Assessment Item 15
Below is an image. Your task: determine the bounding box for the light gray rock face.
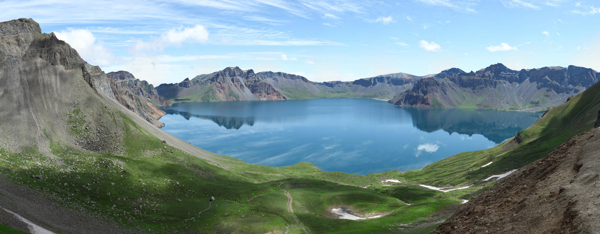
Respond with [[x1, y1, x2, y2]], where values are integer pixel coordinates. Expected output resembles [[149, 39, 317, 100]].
[[392, 63, 599, 111], [0, 18, 122, 154]]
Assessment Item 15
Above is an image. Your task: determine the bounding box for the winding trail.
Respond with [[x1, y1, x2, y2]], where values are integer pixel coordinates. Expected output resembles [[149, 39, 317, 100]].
[[284, 190, 311, 234]]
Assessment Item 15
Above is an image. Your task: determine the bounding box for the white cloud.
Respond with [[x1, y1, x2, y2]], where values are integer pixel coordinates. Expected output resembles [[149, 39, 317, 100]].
[[542, 31, 550, 37], [162, 25, 209, 44], [323, 13, 340, 19], [281, 54, 288, 60], [417, 143, 440, 152], [306, 60, 314, 64], [419, 40, 441, 52], [501, 0, 540, 10], [415, 0, 477, 12], [415, 143, 440, 157], [406, 15, 413, 21], [486, 43, 518, 52], [416, 0, 455, 8], [375, 16, 395, 24], [395, 42, 409, 47], [572, 3, 600, 15], [54, 29, 116, 66], [131, 25, 208, 53]]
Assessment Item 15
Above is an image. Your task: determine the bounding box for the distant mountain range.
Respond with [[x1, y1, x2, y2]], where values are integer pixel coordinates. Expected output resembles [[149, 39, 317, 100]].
[[156, 63, 598, 111], [390, 63, 599, 111], [155, 66, 419, 102]]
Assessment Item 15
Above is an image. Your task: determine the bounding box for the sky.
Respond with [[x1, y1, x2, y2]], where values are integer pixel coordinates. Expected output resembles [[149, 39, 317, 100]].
[[2, 0, 599, 85]]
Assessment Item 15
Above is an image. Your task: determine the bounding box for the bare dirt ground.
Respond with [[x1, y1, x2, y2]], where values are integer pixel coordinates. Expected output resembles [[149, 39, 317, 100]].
[[432, 127, 600, 234], [0, 174, 137, 234]]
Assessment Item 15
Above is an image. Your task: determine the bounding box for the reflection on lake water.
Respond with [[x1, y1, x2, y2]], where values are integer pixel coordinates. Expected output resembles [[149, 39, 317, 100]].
[[160, 99, 541, 174]]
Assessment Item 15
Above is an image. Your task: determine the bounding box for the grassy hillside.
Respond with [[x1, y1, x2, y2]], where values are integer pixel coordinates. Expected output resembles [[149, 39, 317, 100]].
[[402, 79, 600, 186], [280, 87, 393, 100], [0, 107, 470, 233]]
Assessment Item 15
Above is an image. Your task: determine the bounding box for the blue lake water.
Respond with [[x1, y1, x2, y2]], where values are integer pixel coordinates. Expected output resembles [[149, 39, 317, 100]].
[[160, 98, 542, 175]]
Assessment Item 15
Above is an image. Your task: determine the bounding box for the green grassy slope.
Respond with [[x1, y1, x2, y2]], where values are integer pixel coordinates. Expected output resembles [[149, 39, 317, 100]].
[[402, 79, 600, 186], [0, 224, 27, 234], [0, 110, 466, 233], [280, 87, 392, 100]]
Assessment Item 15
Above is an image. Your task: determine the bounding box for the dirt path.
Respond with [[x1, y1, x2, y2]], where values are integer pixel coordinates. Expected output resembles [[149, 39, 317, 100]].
[[284, 190, 311, 234]]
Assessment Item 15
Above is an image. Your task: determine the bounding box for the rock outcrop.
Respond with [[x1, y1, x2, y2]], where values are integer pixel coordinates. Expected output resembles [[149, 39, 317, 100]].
[[0, 18, 123, 154], [432, 127, 600, 233], [157, 68, 420, 102], [107, 71, 171, 127], [156, 67, 288, 102], [391, 63, 598, 111]]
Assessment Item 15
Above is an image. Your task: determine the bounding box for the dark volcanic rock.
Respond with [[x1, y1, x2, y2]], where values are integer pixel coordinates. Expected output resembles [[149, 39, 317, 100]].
[[392, 62, 599, 110], [107, 71, 172, 127], [595, 110, 600, 128], [432, 128, 600, 233]]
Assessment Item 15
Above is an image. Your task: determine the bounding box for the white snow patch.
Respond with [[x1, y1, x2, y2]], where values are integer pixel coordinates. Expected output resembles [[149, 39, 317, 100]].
[[461, 199, 469, 204], [383, 179, 401, 183], [0, 207, 56, 234], [481, 161, 493, 167], [419, 184, 472, 193], [330, 208, 383, 220], [484, 169, 517, 181]]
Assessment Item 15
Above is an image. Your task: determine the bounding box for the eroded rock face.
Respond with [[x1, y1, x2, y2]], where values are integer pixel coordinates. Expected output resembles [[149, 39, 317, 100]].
[[392, 63, 599, 111], [156, 66, 287, 102], [432, 128, 600, 233], [0, 18, 123, 154], [595, 110, 600, 128], [107, 71, 172, 127]]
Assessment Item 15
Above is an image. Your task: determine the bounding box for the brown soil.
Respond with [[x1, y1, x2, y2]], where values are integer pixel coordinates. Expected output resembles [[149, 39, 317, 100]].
[[431, 128, 600, 233]]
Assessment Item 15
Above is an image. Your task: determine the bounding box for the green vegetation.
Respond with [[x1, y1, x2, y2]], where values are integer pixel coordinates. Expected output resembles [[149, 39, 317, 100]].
[[402, 79, 600, 186], [0, 111, 472, 233], [0, 224, 27, 234], [280, 87, 392, 100], [66, 108, 88, 136]]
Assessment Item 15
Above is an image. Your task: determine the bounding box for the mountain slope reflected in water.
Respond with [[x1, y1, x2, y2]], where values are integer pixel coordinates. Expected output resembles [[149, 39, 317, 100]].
[[165, 109, 255, 130], [405, 108, 542, 144], [160, 99, 542, 174], [164, 101, 541, 143]]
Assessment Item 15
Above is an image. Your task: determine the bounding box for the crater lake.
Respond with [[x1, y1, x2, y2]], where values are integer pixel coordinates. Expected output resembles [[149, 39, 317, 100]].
[[160, 98, 542, 175]]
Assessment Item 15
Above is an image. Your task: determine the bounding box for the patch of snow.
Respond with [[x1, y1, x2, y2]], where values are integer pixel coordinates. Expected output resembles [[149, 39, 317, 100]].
[[0, 207, 56, 234], [484, 169, 517, 181], [419, 184, 472, 193], [330, 208, 383, 220], [382, 179, 401, 183], [461, 199, 469, 204], [481, 161, 493, 168]]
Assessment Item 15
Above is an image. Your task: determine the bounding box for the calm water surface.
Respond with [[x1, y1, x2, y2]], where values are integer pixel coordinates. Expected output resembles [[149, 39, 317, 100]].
[[160, 98, 542, 175]]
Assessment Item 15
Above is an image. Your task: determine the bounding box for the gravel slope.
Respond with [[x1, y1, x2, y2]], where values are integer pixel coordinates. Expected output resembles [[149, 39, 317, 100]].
[[431, 127, 600, 233]]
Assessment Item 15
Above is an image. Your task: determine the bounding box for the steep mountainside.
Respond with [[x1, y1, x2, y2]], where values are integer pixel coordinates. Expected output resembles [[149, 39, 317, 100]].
[[391, 63, 598, 111], [432, 126, 600, 233], [107, 71, 172, 127], [1, 18, 470, 234], [156, 67, 287, 102], [156, 67, 420, 102]]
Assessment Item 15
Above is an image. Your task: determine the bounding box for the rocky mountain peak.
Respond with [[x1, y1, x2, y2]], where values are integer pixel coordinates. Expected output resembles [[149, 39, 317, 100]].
[[107, 71, 136, 81], [0, 18, 41, 37], [435, 67, 466, 78]]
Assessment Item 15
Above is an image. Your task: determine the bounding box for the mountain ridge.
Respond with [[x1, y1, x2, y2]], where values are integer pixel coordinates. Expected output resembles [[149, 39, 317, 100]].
[[156, 66, 420, 102], [391, 63, 598, 111], [107, 70, 172, 127]]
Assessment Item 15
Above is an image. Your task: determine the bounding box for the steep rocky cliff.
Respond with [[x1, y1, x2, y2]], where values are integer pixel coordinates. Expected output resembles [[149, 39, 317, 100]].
[[0, 18, 124, 154], [157, 67, 419, 102], [107, 71, 171, 127], [391, 63, 597, 111], [432, 126, 600, 233], [156, 67, 287, 102]]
